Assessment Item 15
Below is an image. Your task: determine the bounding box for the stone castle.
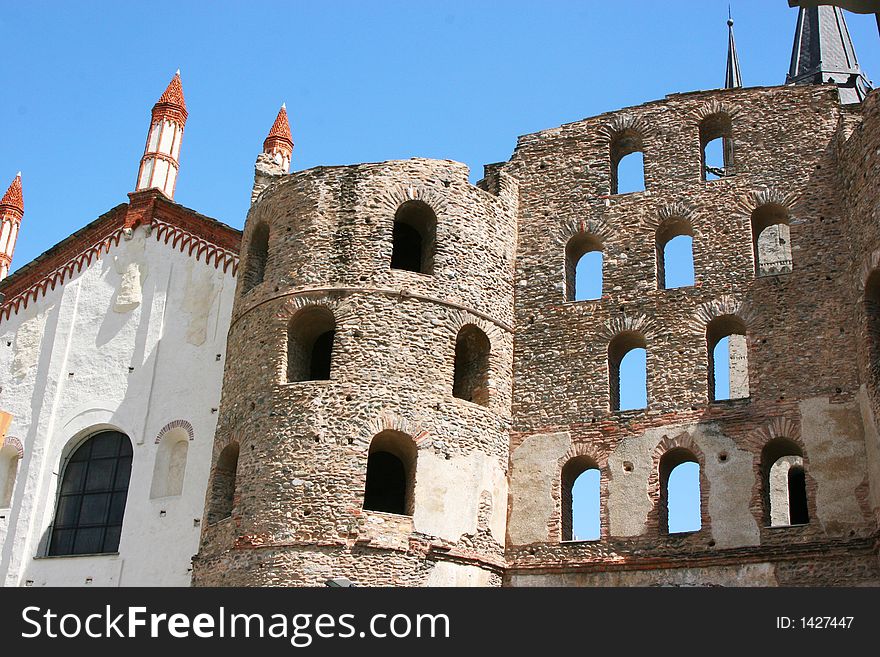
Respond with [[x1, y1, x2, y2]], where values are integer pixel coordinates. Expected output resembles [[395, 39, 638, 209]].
[[2, 5, 880, 587]]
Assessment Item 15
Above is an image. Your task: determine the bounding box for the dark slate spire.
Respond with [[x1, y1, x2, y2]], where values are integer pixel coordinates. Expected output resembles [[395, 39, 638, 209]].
[[786, 5, 872, 104], [725, 13, 743, 89]]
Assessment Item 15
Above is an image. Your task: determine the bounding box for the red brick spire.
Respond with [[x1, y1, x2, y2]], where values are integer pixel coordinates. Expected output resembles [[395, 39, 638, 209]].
[[153, 69, 187, 121], [137, 71, 188, 199], [0, 172, 23, 214], [262, 103, 293, 173], [0, 172, 24, 280]]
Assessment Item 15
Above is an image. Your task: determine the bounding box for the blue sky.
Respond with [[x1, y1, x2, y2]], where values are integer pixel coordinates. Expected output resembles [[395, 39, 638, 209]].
[[4, 1, 877, 539], [4, 1, 879, 271]]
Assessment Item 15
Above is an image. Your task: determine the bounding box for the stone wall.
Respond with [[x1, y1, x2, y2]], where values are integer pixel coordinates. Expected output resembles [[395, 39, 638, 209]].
[[502, 84, 880, 585], [193, 159, 518, 586]]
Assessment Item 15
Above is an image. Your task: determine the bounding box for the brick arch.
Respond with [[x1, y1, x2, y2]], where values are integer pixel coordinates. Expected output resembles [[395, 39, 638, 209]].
[[356, 413, 431, 450], [2, 436, 24, 459], [154, 419, 194, 444], [689, 295, 763, 334], [597, 113, 656, 144], [557, 217, 613, 247], [746, 416, 802, 450], [641, 202, 704, 235], [275, 294, 356, 327], [444, 310, 505, 348], [689, 99, 739, 123], [598, 313, 658, 342], [378, 183, 449, 217], [737, 187, 800, 220]]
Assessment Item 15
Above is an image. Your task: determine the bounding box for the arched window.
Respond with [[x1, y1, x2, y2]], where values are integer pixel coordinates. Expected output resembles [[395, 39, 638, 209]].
[[150, 428, 189, 499], [287, 307, 336, 382], [565, 233, 603, 301], [207, 443, 239, 524], [48, 430, 132, 556], [751, 203, 792, 276], [656, 218, 694, 289], [0, 442, 20, 507], [608, 331, 647, 411], [610, 129, 645, 194], [762, 438, 809, 527], [561, 456, 600, 541], [660, 448, 701, 534], [363, 431, 417, 516], [707, 315, 749, 401], [453, 325, 491, 406], [699, 113, 734, 180], [242, 222, 269, 293], [391, 200, 436, 275]]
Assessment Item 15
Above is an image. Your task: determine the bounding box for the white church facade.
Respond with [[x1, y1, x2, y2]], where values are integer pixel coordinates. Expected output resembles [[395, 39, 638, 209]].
[[0, 73, 258, 586]]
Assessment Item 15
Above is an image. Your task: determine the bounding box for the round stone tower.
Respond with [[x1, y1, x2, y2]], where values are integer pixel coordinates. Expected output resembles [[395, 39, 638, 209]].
[[192, 158, 518, 586]]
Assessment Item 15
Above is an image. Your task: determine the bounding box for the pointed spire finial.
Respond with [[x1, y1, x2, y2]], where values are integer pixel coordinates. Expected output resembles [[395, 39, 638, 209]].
[[253, 104, 294, 201], [786, 5, 872, 103], [264, 103, 294, 156], [725, 10, 742, 89], [155, 69, 187, 117], [1, 173, 23, 214]]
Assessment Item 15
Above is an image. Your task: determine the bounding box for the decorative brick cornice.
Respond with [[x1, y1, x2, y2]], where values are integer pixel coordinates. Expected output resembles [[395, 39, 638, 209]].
[[0, 193, 240, 323]]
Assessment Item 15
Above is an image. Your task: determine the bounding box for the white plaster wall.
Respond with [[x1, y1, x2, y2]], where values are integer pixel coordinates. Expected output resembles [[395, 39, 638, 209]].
[[0, 224, 236, 586]]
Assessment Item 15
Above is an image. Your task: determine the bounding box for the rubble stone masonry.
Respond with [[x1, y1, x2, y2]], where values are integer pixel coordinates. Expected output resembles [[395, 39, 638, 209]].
[[195, 83, 880, 586]]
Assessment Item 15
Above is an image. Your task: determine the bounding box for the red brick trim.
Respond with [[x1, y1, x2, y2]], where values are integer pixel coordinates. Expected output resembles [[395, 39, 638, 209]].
[[1, 436, 24, 458], [155, 419, 195, 444], [0, 193, 240, 323]]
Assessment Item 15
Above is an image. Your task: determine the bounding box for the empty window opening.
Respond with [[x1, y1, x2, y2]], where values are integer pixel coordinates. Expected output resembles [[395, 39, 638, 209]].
[[0, 444, 20, 507], [699, 113, 734, 180], [363, 431, 417, 516], [611, 129, 645, 194], [287, 307, 336, 382], [707, 315, 749, 401], [788, 466, 809, 526], [453, 325, 491, 406], [609, 332, 647, 411], [565, 233, 603, 301], [562, 456, 600, 541], [660, 449, 701, 534], [150, 429, 189, 499], [752, 203, 792, 276], [207, 442, 239, 524], [48, 430, 133, 556], [242, 222, 269, 293], [656, 218, 695, 289], [763, 438, 808, 527], [391, 200, 436, 274]]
